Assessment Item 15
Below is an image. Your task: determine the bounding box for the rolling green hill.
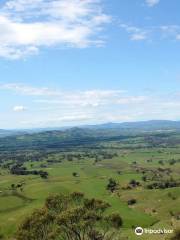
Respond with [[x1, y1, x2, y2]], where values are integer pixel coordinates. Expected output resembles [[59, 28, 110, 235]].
[[0, 124, 179, 239]]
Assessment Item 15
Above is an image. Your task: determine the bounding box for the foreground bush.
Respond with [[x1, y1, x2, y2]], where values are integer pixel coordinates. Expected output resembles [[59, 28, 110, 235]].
[[16, 192, 123, 240]]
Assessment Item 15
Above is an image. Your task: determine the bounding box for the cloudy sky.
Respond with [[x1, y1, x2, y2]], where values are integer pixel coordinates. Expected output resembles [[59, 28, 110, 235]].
[[0, 0, 180, 129]]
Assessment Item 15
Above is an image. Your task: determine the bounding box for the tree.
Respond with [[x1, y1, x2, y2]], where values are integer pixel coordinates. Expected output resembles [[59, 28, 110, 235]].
[[11, 184, 15, 190], [129, 179, 140, 188], [16, 208, 56, 240], [106, 178, 118, 193], [16, 192, 123, 240], [0, 234, 3, 239], [127, 199, 137, 205], [39, 171, 48, 179], [142, 176, 147, 182], [72, 172, 79, 177]]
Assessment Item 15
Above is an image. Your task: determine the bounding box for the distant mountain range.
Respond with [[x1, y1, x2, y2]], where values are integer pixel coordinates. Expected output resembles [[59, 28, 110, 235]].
[[83, 120, 180, 131], [1, 120, 180, 137], [0, 129, 26, 137], [0, 129, 17, 137]]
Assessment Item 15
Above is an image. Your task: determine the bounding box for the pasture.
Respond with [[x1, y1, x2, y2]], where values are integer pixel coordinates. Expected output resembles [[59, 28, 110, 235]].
[[0, 143, 179, 239]]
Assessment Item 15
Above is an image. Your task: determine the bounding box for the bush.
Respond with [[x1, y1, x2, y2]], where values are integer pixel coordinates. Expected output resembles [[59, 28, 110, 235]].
[[106, 178, 118, 192], [127, 199, 137, 205], [16, 192, 123, 240]]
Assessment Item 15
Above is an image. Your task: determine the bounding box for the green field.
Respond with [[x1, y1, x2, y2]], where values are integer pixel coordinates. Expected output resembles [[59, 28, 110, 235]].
[[0, 130, 180, 239]]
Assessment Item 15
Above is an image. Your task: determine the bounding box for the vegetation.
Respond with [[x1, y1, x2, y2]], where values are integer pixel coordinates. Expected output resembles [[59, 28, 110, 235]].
[[16, 192, 122, 240], [170, 229, 180, 240], [106, 178, 118, 193], [0, 127, 179, 239]]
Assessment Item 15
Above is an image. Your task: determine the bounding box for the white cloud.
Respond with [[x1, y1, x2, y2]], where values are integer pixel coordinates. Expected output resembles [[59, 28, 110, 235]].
[[20, 114, 92, 127], [120, 24, 149, 41], [146, 0, 160, 7], [116, 96, 147, 104], [0, 82, 152, 128], [13, 105, 26, 112], [120, 23, 180, 42], [0, 0, 110, 59], [176, 35, 180, 40], [4, 83, 180, 129], [0, 83, 62, 96], [130, 33, 147, 41], [1, 83, 145, 108], [160, 25, 180, 41]]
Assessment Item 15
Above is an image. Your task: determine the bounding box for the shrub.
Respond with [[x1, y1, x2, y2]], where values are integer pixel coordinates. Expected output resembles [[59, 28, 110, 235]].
[[127, 199, 137, 205], [16, 192, 123, 240]]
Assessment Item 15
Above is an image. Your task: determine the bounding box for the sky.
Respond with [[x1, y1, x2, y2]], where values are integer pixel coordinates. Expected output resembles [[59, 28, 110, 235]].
[[1, 0, 180, 129]]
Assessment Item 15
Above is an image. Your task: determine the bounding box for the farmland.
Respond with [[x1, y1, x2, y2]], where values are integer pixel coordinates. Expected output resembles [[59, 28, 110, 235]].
[[0, 127, 180, 239]]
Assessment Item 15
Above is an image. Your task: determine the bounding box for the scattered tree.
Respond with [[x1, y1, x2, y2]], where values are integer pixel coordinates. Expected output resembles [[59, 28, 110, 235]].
[[127, 199, 137, 205], [106, 178, 118, 193]]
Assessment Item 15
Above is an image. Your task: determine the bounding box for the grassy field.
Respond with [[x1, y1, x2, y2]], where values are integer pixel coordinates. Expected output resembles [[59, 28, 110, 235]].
[[0, 145, 180, 239], [0, 143, 180, 239]]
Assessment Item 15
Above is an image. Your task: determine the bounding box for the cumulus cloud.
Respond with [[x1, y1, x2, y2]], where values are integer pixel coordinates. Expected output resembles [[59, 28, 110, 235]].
[[146, 0, 160, 7], [13, 105, 26, 112], [0, 0, 111, 59]]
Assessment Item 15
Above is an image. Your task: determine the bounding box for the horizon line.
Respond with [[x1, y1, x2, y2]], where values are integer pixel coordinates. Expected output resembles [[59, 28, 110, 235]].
[[1, 119, 180, 131]]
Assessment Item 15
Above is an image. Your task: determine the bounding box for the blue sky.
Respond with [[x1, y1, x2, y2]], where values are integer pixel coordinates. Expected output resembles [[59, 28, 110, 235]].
[[1, 0, 180, 129]]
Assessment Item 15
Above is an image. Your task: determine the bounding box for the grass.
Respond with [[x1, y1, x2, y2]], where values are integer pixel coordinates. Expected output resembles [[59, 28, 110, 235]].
[[0, 147, 180, 239]]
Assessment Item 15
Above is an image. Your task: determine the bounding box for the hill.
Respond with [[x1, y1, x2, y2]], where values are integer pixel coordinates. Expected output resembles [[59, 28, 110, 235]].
[[84, 120, 180, 131]]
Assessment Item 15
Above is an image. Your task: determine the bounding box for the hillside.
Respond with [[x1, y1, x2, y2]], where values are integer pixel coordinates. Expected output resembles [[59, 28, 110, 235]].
[[84, 120, 180, 131]]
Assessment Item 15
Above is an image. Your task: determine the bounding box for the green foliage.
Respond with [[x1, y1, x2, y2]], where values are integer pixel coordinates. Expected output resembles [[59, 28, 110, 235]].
[[127, 199, 137, 205], [16, 192, 122, 240], [0, 127, 180, 239], [106, 178, 118, 192], [16, 208, 57, 240]]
